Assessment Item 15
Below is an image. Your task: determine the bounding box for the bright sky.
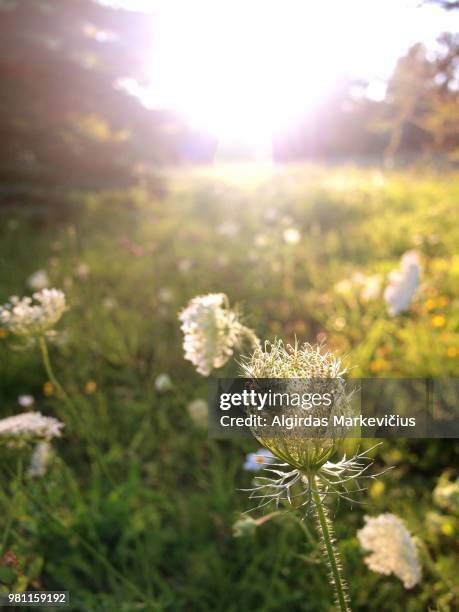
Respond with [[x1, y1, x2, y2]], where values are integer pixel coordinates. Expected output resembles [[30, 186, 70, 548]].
[[106, 0, 459, 148]]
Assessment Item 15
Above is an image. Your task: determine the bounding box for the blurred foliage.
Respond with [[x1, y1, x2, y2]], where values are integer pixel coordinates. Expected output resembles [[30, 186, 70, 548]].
[[0, 165, 458, 610], [0, 0, 459, 205], [0, 0, 216, 203]]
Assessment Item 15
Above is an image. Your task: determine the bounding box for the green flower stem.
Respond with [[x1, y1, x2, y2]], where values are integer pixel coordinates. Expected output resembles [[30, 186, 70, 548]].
[[39, 336, 68, 400], [38, 335, 114, 485], [1, 455, 23, 555], [309, 475, 350, 612]]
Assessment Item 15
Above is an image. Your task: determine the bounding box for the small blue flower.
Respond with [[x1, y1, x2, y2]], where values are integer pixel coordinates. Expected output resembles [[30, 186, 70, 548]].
[[243, 449, 275, 472]]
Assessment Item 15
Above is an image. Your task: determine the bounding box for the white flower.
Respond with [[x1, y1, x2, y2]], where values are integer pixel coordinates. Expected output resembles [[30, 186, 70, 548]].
[[103, 297, 117, 311], [155, 373, 173, 393], [179, 293, 245, 376], [28, 441, 53, 478], [283, 228, 301, 245], [0, 412, 64, 448], [27, 270, 50, 291], [334, 279, 353, 295], [0, 289, 66, 336], [335, 273, 381, 302], [158, 288, 174, 304], [187, 399, 208, 427], [384, 251, 420, 316], [361, 274, 382, 302], [75, 263, 90, 279], [18, 394, 35, 408], [357, 513, 421, 589]]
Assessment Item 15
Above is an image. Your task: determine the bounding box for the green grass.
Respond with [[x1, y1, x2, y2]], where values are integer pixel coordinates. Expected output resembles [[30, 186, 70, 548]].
[[0, 163, 459, 611]]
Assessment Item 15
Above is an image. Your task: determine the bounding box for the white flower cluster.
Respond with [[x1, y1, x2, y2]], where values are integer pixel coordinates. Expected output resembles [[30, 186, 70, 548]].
[[384, 251, 420, 316], [27, 269, 50, 291], [335, 272, 382, 303], [28, 441, 53, 478], [357, 513, 421, 589], [0, 289, 66, 336], [0, 411, 64, 448], [179, 293, 244, 376]]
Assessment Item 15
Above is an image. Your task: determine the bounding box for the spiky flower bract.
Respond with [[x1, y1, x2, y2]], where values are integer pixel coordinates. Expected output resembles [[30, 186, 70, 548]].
[[0, 289, 66, 337], [357, 513, 421, 589], [179, 293, 259, 376]]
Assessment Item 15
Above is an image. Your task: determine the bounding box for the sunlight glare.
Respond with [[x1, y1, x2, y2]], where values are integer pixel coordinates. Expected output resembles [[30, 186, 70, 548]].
[[142, 0, 452, 153]]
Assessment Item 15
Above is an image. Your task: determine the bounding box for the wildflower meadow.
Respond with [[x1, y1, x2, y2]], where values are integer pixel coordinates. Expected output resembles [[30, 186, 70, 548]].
[[1, 164, 459, 610]]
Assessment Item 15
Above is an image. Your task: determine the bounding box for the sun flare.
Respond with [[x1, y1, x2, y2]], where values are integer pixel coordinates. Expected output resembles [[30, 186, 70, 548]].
[[142, 0, 436, 152]]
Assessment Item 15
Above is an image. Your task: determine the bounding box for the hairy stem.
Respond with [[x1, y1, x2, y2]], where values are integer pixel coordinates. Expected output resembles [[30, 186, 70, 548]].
[[309, 475, 350, 612], [38, 335, 113, 484]]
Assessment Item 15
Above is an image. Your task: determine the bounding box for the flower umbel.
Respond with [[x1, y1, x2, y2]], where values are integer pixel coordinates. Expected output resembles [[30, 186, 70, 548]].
[[384, 250, 420, 316], [179, 293, 258, 376], [357, 513, 421, 589], [240, 340, 352, 474], [0, 289, 66, 337], [28, 441, 54, 478], [27, 269, 50, 291], [0, 412, 64, 449]]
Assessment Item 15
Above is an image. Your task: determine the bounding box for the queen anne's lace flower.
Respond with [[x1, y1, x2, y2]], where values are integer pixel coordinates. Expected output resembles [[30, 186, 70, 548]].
[[0, 412, 64, 448], [28, 441, 53, 478], [384, 251, 420, 316], [0, 289, 66, 337], [27, 270, 50, 291], [155, 373, 173, 393], [240, 339, 362, 502], [241, 339, 346, 379], [179, 293, 246, 376], [357, 513, 421, 589], [187, 399, 208, 428]]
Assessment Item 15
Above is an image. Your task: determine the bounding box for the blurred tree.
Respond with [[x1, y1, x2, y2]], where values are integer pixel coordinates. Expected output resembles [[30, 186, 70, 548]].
[[0, 0, 200, 202], [427, 0, 459, 9], [381, 36, 459, 163]]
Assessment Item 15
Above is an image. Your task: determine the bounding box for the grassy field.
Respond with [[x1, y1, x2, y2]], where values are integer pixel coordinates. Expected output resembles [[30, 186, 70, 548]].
[[1, 163, 459, 611]]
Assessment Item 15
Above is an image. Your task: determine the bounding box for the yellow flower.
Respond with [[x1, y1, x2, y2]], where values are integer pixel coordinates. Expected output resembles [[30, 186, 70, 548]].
[[43, 382, 54, 397], [370, 358, 388, 373], [370, 480, 385, 499], [424, 298, 436, 311], [389, 449, 403, 462], [441, 522, 455, 537], [437, 296, 449, 307], [0, 328, 7, 339], [431, 314, 446, 328], [447, 347, 458, 358], [84, 380, 97, 394]]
